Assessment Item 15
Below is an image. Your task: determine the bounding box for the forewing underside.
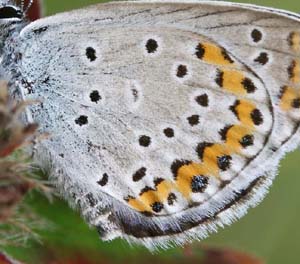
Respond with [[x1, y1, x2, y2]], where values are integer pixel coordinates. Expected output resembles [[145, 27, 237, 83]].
[[16, 2, 300, 247]]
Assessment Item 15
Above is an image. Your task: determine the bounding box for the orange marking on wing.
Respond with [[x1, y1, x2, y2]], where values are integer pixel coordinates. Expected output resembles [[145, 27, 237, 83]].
[[289, 60, 300, 84], [289, 32, 300, 53], [280, 86, 299, 111], [156, 180, 173, 200], [235, 100, 257, 127], [127, 197, 151, 212], [201, 144, 230, 175], [219, 70, 249, 95], [225, 125, 254, 151], [198, 42, 234, 66], [175, 162, 208, 198], [127, 180, 174, 213], [139, 190, 161, 208]]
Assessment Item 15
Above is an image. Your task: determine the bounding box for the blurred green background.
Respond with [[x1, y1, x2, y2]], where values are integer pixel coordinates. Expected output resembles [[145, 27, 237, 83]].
[[4, 0, 300, 263]]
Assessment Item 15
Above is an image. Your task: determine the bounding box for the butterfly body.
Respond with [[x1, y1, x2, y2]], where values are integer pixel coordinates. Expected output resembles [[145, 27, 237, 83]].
[[2, 1, 300, 248]]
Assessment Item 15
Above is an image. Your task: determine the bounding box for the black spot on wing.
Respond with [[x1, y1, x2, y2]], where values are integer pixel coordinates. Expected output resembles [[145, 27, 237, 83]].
[[171, 160, 191, 179], [215, 70, 224, 87], [97, 173, 108, 186], [151, 202, 164, 213], [146, 39, 158, 53], [191, 175, 209, 193], [292, 98, 300, 108], [196, 142, 213, 160], [251, 109, 263, 125], [254, 52, 269, 65], [176, 64, 188, 78], [139, 135, 151, 147], [132, 167, 147, 182], [131, 89, 139, 102], [288, 60, 296, 80], [86, 47, 97, 62], [187, 115, 200, 126], [90, 90, 101, 103], [229, 100, 240, 120], [279, 86, 287, 99], [242, 78, 256, 93], [195, 43, 205, 59], [154, 178, 164, 187], [221, 48, 234, 63], [251, 29, 263, 43], [75, 115, 88, 126], [240, 135, 254, 148], [163, 127, 174, 138], [219, 125, 233, 141], [167, 193, 177, 205], [195, 94, 209, 107], [217, 155, 232, 171], [140, 186, 155, 195]]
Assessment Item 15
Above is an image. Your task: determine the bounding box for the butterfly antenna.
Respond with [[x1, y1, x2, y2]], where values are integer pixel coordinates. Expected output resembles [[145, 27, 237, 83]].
[[23, 0, 34, 15], [20, 0, 24, 11]]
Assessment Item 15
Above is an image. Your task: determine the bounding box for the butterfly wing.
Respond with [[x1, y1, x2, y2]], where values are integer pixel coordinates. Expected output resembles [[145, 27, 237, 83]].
[[13, 1, 300, 248]]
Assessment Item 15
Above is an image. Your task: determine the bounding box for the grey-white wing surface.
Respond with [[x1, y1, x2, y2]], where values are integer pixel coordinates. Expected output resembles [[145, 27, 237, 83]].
[[11, 1, 300, 248]]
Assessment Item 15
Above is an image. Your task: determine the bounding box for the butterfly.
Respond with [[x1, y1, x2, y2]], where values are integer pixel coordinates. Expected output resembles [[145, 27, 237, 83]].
[[2, 0, 300, 249]]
